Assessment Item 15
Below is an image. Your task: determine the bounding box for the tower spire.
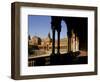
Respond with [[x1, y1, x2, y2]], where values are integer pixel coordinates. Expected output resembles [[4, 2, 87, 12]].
[[48, 32, 51, 39]]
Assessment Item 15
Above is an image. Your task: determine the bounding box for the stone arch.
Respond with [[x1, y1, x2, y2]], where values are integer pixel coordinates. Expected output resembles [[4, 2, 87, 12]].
[[51, 16, 87, 55]]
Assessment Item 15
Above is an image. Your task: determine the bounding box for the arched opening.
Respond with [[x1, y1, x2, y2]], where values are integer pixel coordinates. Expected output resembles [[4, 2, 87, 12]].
[[51, 16, 81, 55], [60, 20, 68, 54], [55, 31, 58, 54]]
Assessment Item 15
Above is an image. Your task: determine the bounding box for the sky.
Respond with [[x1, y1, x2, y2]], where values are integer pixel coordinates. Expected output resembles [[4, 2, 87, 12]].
[[28, 15, 67, 39]]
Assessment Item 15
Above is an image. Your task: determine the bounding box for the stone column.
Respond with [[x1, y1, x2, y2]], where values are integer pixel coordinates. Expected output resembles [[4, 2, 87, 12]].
[[52, 28, 55, 55], [57, 31, 60, 54], [67, 31, 71, 52]]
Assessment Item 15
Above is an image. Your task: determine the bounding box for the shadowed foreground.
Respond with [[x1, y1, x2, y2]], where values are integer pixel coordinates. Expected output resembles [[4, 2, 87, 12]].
[[28, 51, 87, 66]]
